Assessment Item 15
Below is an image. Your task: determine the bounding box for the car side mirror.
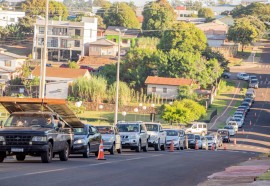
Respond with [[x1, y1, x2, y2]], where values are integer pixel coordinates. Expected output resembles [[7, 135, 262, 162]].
[[141, 130, 146, 133], [89, 132, 95, 135]]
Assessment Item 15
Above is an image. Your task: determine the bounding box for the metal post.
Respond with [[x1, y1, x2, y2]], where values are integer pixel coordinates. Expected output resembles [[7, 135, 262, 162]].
[[113, 30, 121, 126], [113, 28, 127, 126], [39, 0, 49, 99]]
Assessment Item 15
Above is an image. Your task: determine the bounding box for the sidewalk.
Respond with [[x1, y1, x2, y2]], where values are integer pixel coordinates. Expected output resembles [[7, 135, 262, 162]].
[[198, 157, 270, 186]]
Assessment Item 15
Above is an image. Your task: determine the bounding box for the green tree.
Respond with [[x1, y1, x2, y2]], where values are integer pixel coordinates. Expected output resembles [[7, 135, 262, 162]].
[[93, 0, 108, 7], [178, 85, 198, 100], [171, 0, 183, 7], [198, 8, 215, 22], [231, 2, 270, 22], [227, 18, 258, 52], [142, 0, 176, 37], [68, 61, 79, 69], [185, 1, 202, 11], [161, 99, 206, 124], [22, 0, 68, 20], [17, 16, 35, 35], [71, 76, 107, 103], [107, 81, 132, 105], [158, 22, 207, 53], [103, 2, 140, 28]]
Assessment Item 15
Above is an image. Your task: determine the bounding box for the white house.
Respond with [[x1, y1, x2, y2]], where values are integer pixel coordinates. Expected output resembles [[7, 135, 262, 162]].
[[145, 76, 195, 99], [0, 48, 26, 83], [0, 10, 25, 27], [32, 17, 98, 62]]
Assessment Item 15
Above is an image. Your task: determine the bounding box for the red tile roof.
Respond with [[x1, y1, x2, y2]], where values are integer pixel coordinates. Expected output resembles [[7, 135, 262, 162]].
[[145, 76, 194, 86], [31, 67, 89, 79], [77, 56, 117, 68]]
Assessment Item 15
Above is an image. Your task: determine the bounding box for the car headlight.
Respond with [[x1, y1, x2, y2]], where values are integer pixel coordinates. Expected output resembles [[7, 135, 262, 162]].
[[74, 139, 86, 144], [129, 135, 137, 139], [0, 136, 5, 142], [32, 136, 47, 142]]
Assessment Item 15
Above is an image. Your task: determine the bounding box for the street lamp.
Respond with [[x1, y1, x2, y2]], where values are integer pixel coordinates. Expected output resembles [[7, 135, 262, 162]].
[[169, 101, 173, 129], [134, 108, 138, 121], [113, 28, 127, 127], [151, 103, 155, 122], [122, 111, 127, 121], [142, 105, 147, 121], [98, 104, 103, 125]]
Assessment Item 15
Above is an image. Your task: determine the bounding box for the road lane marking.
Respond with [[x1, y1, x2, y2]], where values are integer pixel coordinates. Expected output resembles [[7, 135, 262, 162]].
[[0, 154, 164, 180]]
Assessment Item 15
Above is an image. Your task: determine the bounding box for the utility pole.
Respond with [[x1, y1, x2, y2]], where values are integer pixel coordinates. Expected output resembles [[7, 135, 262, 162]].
[[39, 0, 49, 98]]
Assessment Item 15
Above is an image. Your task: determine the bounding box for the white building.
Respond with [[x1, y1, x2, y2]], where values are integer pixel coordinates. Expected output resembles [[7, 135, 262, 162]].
[[32, 17, 98, 62], [145, 76, 195, 99], [0, 48, 26, 83], [0, 10, 25, 27]]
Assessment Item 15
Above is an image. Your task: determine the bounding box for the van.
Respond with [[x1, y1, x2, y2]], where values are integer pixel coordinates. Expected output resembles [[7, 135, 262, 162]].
[[185, 122, 208, 136]]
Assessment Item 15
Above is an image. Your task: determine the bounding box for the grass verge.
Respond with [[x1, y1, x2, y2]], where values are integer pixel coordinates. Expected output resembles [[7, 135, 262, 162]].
[[257, 171, 270, 180]]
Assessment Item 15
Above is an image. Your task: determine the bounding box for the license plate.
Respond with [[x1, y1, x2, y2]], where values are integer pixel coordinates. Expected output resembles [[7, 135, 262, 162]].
[[11, 148, 24, 152]]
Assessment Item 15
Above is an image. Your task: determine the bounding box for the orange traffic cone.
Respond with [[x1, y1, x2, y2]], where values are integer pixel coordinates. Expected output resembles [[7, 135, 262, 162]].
[[234, 139, 237, 145], [195, 139, 199, 150], [97, 140, 106, 160], [169, 140, 174, 152]]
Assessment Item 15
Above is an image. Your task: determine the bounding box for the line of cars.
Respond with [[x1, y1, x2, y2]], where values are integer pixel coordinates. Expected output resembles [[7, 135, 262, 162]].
[[237, 73, 259, 89]]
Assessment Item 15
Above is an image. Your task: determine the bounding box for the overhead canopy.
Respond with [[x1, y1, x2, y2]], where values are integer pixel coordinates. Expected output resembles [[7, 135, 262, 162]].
[[0, 97, 84, 128]]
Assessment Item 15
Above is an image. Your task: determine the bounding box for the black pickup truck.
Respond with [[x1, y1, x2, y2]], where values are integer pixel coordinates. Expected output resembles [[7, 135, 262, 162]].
[[0, 97, 84, 163]]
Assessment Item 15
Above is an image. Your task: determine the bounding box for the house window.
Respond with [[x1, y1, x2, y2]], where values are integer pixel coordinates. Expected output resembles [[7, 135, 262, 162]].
[[75, 29, 81, 36], [38, 38, 44, 45], [122, 39, 128, 44], [152, 87, 156, 93], [163, 88, 167, 93], [113, 39, 117, 42], [39, 27, 45, 34], [74, 40, 80, 47], [5, 60, 11, 67]]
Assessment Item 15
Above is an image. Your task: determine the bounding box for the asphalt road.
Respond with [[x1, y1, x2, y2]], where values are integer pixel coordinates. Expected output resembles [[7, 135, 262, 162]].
[[0, 149, 256, 186]]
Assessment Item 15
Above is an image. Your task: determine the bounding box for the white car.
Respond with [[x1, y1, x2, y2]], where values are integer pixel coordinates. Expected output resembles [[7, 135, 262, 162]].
[[117, 122, 149, 152], [224, 125, 235, 136], [231, 117, 244, 128], [227, 121, 238, 133], [237, 72, 250, 81], [145, 122, 166, 151], [164, 129, 185, 150]]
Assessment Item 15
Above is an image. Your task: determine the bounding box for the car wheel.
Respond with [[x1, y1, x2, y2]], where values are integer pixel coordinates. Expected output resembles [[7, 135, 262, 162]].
[[41, 142, 52, 163], [117, 145, 122, 154], [16, 154, 26, 161], [176, 143, 180, 150], [0, 156, 4, 163], [142, 140, 148, 152], [109, 143, 116, 155], [135, 141, 141, 152], [154, 140, 161, 151], [59, 142, 69, 161], [161, 140, 166, 151], [83, 144, 90, 158]]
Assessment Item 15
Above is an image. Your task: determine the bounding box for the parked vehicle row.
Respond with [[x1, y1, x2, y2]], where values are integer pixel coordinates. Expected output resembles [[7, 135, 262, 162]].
[[237, 73, 259, 89]]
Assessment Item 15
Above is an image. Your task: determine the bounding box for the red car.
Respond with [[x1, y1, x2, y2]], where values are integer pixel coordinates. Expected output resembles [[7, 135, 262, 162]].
[[80, 65, 95, 72]]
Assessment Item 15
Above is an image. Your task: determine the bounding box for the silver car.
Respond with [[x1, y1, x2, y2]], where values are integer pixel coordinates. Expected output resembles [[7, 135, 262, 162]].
[[164, 129, 184, 150], [117, 122, 149, 152], [96, 126, 122, 155], [145, 122, 166, 151]]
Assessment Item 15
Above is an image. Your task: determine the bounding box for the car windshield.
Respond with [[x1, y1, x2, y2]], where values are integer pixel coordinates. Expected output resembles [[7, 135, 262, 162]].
[[187, 134, 195, 139], [195, 135, 200, 140], [224, 126, 233, 129], [74, 127, 87, 135], [145, 124, 159, 132], [235, 118, 241, 121], [243, 74, 248, 77], [117, 124, 139, 132], [251, 80, 258, 83], [4, 113, 54, 128], [165, 130, 178, 136], [206, 136, 213, 140], [96, 126, 114, 134]]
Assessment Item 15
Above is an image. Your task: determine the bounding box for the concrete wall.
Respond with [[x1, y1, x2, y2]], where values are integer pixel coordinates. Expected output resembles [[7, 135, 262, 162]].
[[146, 84, 179, 99]]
